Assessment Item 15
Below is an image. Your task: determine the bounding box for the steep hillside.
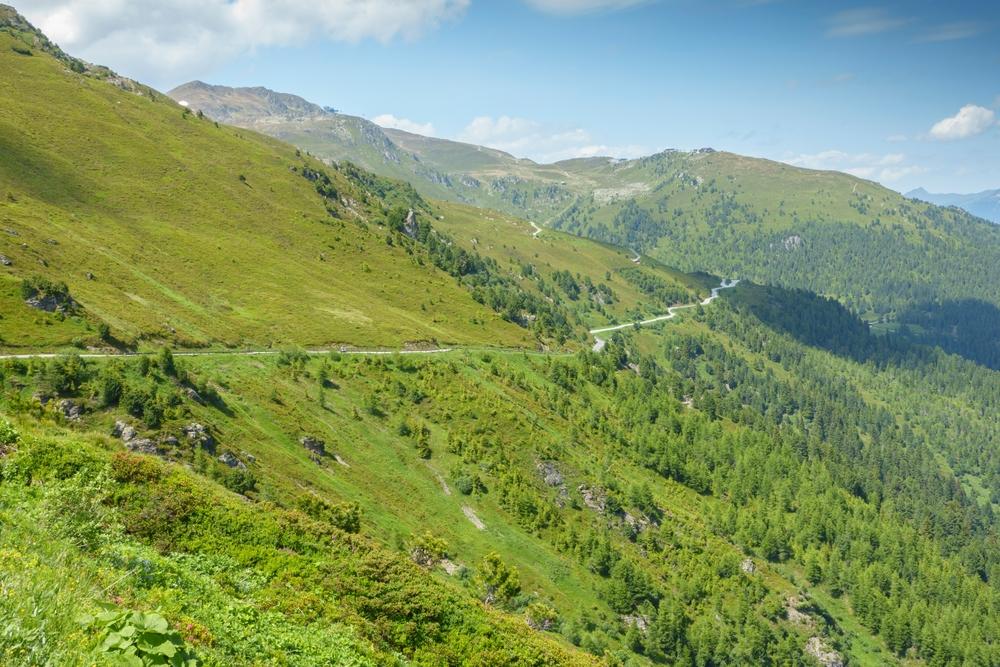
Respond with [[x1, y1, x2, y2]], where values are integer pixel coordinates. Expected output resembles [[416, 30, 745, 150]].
[[169, 83, 1000, 344], [3, 7, 1000, 667], [0, 23, 535, 353]]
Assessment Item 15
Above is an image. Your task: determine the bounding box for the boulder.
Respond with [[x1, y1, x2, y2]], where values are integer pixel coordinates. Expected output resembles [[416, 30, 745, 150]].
[[113, 419, 137, 443], [578, 485, 606, 514], [805, 637, 843, 667], [57, 398, 81, 421], [0, 255, 11, 266], [218, 452, 246, 469], [182, 422, 214, 449], [300, 435, 326, 457], [536, 461, 563, 487], [741, 558, 756, 574], [125, 438, 157, 454]]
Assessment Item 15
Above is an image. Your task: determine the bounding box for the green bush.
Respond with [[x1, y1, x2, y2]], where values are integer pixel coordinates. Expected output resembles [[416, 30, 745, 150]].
[[78, 605, 197, 666]]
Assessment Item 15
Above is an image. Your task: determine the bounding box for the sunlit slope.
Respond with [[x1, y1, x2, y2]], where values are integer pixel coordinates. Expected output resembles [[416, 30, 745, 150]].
[[433, 200, 715, 331], [0, 29, 529, 351]]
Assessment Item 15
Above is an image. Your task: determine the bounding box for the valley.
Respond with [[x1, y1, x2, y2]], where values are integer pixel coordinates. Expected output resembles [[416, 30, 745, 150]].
[[1, 5, 999, 667]]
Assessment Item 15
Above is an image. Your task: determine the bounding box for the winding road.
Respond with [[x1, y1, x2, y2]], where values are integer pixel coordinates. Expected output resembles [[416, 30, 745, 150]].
[[589, 279, 740, 352], [0, 282, 740, 361]]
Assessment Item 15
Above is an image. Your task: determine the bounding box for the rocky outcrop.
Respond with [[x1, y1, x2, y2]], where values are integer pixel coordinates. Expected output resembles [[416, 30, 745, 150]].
[[25, 292, 75, 313], [805, 637, 843, 667], [182, 422, 214, 450], [536, 461, 563, 487], [578, 485, 606, 514], [402, 209, 419, 239], [299, 435, 326, 464], [112, 419, 157, 454], [57, 399, 81, 421], [218, 451, 246, 469]]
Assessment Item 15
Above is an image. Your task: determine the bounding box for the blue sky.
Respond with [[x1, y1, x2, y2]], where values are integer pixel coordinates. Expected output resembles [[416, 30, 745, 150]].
[[22, 0, 1000, 192]]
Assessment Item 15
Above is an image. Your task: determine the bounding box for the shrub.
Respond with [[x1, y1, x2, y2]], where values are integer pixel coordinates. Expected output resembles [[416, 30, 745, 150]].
[[78, 605, 197, 666], [0, 417, 19, 456], [110, 451, 163, 484], [476, 553, 520, 606], [221, 468, 257, 495], [525, 602, 558, 631], [409, 532, 448, 567]]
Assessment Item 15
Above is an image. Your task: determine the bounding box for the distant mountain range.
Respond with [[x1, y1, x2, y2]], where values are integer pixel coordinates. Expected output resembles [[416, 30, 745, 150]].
[[167, 81, 1000, 320], [906, 187, 1000, 224]]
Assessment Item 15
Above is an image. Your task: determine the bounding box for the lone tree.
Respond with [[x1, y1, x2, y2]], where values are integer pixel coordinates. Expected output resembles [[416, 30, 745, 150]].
[[476, 552, 520, 606]]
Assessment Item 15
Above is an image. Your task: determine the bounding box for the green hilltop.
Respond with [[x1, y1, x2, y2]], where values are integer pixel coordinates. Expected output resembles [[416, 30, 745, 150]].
[[1, 6, 999, 667]]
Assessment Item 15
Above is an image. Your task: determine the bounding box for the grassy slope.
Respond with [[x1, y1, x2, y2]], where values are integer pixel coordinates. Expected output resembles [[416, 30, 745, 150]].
[[432, 200, 712, 331], [0, 30, 530, 352]]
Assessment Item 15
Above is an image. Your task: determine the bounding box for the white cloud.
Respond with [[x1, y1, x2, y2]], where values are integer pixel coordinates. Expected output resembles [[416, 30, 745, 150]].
[[372, 114, 436, 136], [19, 0, 469, 86], [929, 104, 996, 140], [522, 0, 651, 14], [826, 8, 909, 37], [456, 115, 647, 163], [918, 21, 987, 42], [784, 150, 924, 183]]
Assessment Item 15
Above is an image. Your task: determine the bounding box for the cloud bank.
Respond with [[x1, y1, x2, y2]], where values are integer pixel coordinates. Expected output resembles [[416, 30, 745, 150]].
[[457, 115, 647, 162], [372, 114, 437, 136], [19, 0, 469, 85]]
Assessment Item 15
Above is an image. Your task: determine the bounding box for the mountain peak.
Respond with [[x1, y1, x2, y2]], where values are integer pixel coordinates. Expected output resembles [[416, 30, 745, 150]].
[[168, 81, 332, 124]]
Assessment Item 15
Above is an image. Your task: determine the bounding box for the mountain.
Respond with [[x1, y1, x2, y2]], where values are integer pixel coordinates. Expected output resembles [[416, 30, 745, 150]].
[[907, 186, 1000, 224], [3, 7, 1000, 667], [169, 82, 1000, 332]]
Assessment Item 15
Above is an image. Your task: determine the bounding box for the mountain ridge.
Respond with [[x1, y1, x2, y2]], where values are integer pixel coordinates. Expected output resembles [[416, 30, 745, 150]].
[[906, 186, 1000, 224]]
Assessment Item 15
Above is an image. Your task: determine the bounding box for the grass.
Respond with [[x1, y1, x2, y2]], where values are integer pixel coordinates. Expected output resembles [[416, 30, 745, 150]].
[[0, 30, 530, 352]]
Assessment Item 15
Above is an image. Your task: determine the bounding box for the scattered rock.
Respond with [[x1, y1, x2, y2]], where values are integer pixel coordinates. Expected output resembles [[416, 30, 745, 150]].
[[333, 453, 350, 467], [184, 387, 203, 403], [44, 238, 58, 245], [622, 614, 650, 633], [85, 272, 94, 280], [218, 452, 246, 469], [182, 422, 214, 449], [0, 255, 11, 266], [299, 435, 326, 457], [113, 419, 137, 443], [160, 435, 179, 446], [786, 596, 814, 627], [578, 485, 606, 514], [241, 451, 256, 464], [536, 461, 563, 487], [741, 558, 756, 574], [624, 511, 652, 531], [25, 292, 74, 313], [805, 637, 843, 667], [57, 399, 82, 421], [126, 438, 158, 454]]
